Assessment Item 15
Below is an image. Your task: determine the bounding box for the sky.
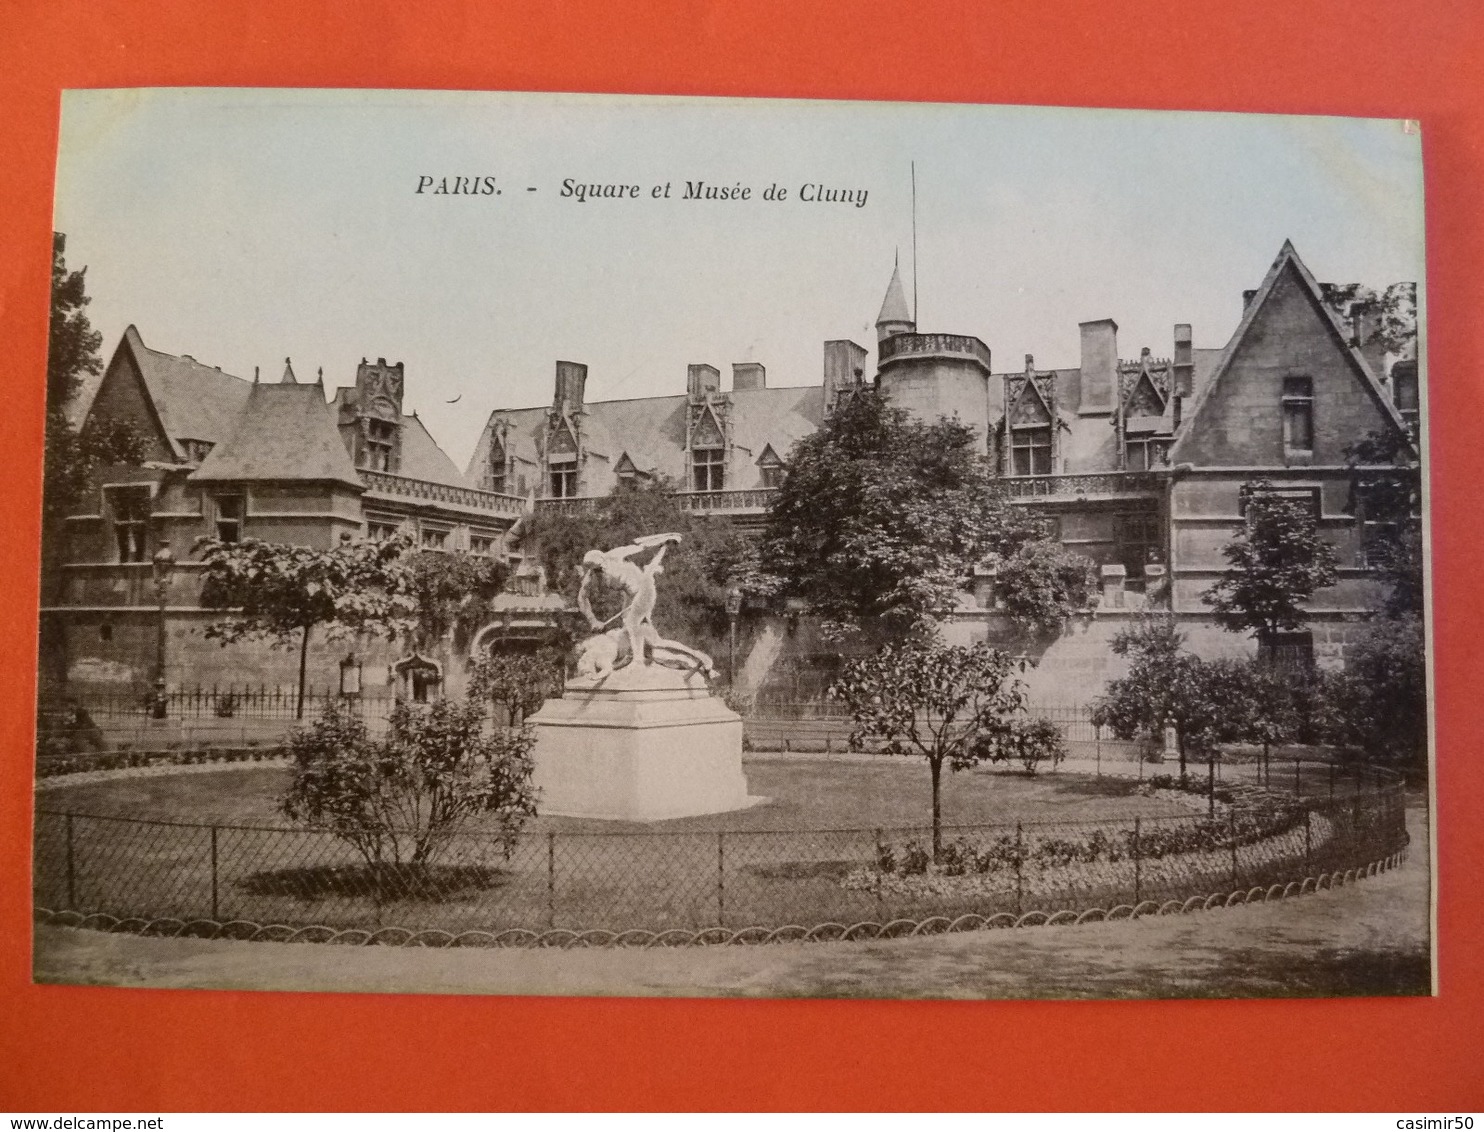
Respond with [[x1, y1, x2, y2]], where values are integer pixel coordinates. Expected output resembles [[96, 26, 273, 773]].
[[53, 89, 1426, 471]]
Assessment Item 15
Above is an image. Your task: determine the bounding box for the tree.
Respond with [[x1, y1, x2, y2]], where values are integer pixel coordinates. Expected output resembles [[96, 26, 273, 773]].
[[1320, 614, 1427, 767], [1203, 481, 1339, 644], [282, 697, 537, 883], [401, 548, 511, 653], [515, 477, 757, 652], [1091, 619, 1252, 780], [468, 649, 566, 727], [41, 234, 144, 604], [1319, 281, 1418, 359], [1346, 430, 1423, 618], [196, 534, 416, 717], [993, 538, 1099, 638], [831, 640, 1028, 860], [764, 387, 1089, 637]]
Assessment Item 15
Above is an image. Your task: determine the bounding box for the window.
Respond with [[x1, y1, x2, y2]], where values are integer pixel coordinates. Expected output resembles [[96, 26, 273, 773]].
[[1125, 438, 1165, 472], [366, 520, 399, 543], [1010, 426, 1052, 476], [108, 486, 151, 563], [421, 527, 449, 550], [548, 455, 578, 498], [364, 418, 397, 472], [470, 534, 496, 556], [759, 451, 783, 486], [1282, 376, 1314, 454], [1114, 512, 1161, 578], [1393, 363, 1419, 435], [691, 447, 725, 492], [183, 439, 214, 463], [1240, 485, 1322, 524], [214, 493, 244, 543], [489, 467, 507, 494]]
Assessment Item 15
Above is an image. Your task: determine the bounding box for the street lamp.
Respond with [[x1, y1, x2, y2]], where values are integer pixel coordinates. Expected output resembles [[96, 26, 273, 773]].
[[725, 585, 743, 688], [151, 539, 175, 719]]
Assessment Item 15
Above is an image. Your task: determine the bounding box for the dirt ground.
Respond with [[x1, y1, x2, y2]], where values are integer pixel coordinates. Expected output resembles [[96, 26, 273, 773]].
[[31, 796, 1432, 1000]]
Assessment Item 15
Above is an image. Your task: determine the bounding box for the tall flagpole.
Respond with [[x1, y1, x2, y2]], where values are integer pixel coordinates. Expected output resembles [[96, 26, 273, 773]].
[[911, 161, 919, 323]]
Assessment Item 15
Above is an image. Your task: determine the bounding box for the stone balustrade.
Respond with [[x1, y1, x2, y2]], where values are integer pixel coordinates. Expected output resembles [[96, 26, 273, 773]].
[[358, 469, 527, 516], [1000, 471, 1160, 500]]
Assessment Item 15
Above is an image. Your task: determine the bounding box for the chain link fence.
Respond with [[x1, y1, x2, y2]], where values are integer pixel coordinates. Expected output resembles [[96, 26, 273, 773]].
[[33, 770, 1408, 944]]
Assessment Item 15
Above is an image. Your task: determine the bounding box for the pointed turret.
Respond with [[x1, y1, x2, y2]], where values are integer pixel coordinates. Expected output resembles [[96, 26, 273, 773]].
[[280, 357, 298, 384], [875, 253, 915, 345]]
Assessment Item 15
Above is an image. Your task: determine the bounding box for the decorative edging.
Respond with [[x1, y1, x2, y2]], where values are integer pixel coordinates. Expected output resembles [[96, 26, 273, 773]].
[[34, 848, 1406, 950]]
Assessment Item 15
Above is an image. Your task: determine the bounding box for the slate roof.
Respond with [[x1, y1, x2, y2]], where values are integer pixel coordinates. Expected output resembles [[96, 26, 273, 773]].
[[876, 258, 913, 327], [122, 326, 254, 457], [190, 380, 364, 490]]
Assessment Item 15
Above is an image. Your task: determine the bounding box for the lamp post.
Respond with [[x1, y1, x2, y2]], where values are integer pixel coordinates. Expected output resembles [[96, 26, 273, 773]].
[[151, 540, 175, 719], [725, 586, 743, 689]]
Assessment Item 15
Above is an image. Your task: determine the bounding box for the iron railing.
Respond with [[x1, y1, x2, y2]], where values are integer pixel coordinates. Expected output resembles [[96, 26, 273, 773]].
[[33, 770, 1407, 943]]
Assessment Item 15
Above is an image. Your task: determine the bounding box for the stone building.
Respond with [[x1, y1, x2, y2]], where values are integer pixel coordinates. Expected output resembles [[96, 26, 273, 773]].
[[46, 239, 1419, 706]]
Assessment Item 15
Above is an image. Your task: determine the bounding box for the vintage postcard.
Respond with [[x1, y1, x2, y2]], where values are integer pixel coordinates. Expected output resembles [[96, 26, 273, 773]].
[[33, 88, 1431, 999]]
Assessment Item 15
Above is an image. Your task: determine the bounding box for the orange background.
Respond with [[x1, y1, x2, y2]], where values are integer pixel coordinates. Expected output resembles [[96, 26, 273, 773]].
[[1, 0, 1481, 1112]]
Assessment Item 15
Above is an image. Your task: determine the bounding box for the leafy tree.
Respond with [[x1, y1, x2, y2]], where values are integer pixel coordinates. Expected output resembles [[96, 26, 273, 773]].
[[41, 234, 144, 603], [515, 477, 757, 651], [282, 697, 537, 882], [993, 538, 1098, 638], [831, 640, 1028, 859], [1091, 619, 1252, 780], [1319, 281, 1418, 358], [401, 549, 511, 652], [983, 716, 1067, 776], [469, 649, 566, 727], [196, 534, 416, 717], [1345, 430, 1423, 618], [1203, 481, 1339, 644], [1320, 614, 1427, 767], [763, 387, 1087, 636]]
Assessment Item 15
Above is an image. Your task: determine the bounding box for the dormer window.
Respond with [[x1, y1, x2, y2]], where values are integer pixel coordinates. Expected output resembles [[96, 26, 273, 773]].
[[692, 447, 725, 492], [757, 450, 785, 489], [1010, 426, 1052, 476], [548, 453, 578, 498], [365, 418, 397, 472], [1282, 376, 1314, 456]]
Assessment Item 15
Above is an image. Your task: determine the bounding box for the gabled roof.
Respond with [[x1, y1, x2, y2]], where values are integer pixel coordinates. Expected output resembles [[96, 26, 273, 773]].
[[876, 256, 913, 327], [1170, 240, 1415, 463], [398, 412, 472, 487], [120, 326, 254, 459], [191, 380, 364, 489]]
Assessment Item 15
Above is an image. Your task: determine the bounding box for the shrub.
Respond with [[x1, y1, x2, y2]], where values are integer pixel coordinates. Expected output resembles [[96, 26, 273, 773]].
[[282, 697, 537, 872]]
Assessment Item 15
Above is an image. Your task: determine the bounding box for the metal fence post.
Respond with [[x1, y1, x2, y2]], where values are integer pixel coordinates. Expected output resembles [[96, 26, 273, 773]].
[[1304, 808, 1312, 872], [717, 832, 726, 927], [1294, 758, 1301, 796], [1229, 806, 1239, 888], [1014, 821, 1024, 916], [65, 813, 76, 909], [1329, 762, 1336, 802], [210, 826, 220, 921], [1132, 817, 1141, 906], [546, 832, 556, 929]]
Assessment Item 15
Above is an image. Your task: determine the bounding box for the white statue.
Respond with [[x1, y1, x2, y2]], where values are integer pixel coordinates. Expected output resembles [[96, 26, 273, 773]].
[[574, 532, 715, 678]]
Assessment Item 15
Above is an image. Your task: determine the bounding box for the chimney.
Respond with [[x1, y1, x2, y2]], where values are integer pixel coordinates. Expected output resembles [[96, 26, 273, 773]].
[[1078, 319, 1118, 415], [553, 360, 587, 410], [823, 339, 869, 413], [732, 362, 766, 392], [687, 363, 721, 400], [1172, 324, 1194, 399]]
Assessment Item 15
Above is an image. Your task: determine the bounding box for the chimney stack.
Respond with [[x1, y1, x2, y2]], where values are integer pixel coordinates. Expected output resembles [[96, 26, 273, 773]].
[[1078, 319, 1118, 415], [687, 363, 721, 400], [1352, 302, 1387, 376], [553, 360, 587, 410], [1173, 324, 1194, 398], [732, 362, 766, 392], [823, 340, 869, 413]]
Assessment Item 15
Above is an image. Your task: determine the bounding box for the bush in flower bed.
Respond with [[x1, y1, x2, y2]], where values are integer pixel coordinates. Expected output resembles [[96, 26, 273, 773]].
[[851, 793, 1305, 891], [35, 744, 285, 778]]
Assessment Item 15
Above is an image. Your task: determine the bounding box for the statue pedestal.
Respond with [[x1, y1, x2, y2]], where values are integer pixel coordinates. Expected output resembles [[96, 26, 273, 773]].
[[528, 666, 761, 822]]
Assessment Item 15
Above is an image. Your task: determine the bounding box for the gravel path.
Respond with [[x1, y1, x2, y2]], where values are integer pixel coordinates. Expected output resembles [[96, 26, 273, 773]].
[[31, 797, 1431, 1000]]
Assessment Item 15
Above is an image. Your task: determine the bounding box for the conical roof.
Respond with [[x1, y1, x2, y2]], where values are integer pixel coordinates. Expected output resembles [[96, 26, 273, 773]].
[[876, 255, 913, 328]]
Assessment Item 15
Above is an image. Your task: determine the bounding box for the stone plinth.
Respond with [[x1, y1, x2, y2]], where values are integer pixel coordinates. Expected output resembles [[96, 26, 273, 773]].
[[528, 665, 760, 821]]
